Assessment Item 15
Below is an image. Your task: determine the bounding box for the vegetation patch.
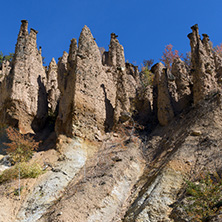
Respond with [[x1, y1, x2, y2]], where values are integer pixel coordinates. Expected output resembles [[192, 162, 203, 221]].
[[0, 162, 44, 184], [183, 172, 222, 221]]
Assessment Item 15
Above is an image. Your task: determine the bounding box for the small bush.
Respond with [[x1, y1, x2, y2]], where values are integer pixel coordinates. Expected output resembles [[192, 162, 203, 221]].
[[14, 186, 24, 196], [0, 51, 14, 67], [0, 162, 44, 184], [4, 126, 40, 163], [141, 69, 154, 86], [183, 172, 222, 221], [140, 59, 154, 87], [214, 43, 222, 57], [160, 44, 182, 70]]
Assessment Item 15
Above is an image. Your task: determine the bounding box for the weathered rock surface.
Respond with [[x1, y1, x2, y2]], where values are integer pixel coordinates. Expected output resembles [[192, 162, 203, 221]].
[[56, 28, 139, 140], [0, 20, 47, 133], [1, 21, 222, 222], [133, 84, 153, 127], [0, 60, 11, 82], [124, 93, 222, 221], [152, 62, 174, 126], [39, 135, 145, 222], [188, 24, 217, 105], [46, 58, 60, 114], [104, 32, 126, 68], [16, 136, 88, 222], [55, 48, 75, 137], [113, 68, 131, 125], [56, 27, 117, 140], [57, 51, 68, 93], [171, 58, 192, 113]]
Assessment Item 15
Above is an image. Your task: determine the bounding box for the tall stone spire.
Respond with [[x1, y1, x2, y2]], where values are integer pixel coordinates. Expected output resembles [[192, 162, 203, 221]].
[[152, 62, 174, 126], [0, 20, 47, 133], [108, 33, 125, 68], [188, 24, 217, 105]]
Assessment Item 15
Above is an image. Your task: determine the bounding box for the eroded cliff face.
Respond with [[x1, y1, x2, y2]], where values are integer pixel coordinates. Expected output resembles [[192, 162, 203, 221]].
[[0, 21, 220, 136], [55, 27, 139, 140], [123, 92, 222, 222], [171, 58, 192, 113], [0, 60, 11, 82], [56, 26, 116, 140]]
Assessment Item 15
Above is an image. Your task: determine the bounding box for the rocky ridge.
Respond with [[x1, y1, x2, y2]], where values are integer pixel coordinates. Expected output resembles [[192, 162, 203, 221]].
[[1, 21, 219, 137]]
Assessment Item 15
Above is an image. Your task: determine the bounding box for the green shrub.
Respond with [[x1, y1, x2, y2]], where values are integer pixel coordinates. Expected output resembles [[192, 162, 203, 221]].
[[140, 59, 154, 87], [184, 172, 222, 221], [0, 162, 44, 184], [14, 186, 24, 196], [0, 51, 14, 67], [141, 69, 154, 86]]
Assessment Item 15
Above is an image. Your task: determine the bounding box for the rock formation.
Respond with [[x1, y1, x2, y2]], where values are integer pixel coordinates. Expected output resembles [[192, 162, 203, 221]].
[[0, 60, 11, 82], [1, 21, 222, 222], [163, 70, 179, 123], [57, 51, 68, 94], [0, 20, 47, 133], [152, 62, 174, 126], [102, 32, 125, 68], [46, 58, 60, 114], [188, 24, 217, 105], [1, 21, 219, 135], [56, 26, 117, 140], [171, 58, 192, 112], [106, 34, 133, 126], [126, 63, 153, 127], [56, 28, 140, 140]]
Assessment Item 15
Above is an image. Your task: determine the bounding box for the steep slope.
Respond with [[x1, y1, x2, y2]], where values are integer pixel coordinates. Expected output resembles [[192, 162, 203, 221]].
[[124, 92, 222, 221], [39, 135, 145, 222], [34, 90, 222, 222]]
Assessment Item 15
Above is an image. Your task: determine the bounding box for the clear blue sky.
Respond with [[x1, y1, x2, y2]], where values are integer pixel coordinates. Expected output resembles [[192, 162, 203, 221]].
[[1, 0, 222, 66]]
